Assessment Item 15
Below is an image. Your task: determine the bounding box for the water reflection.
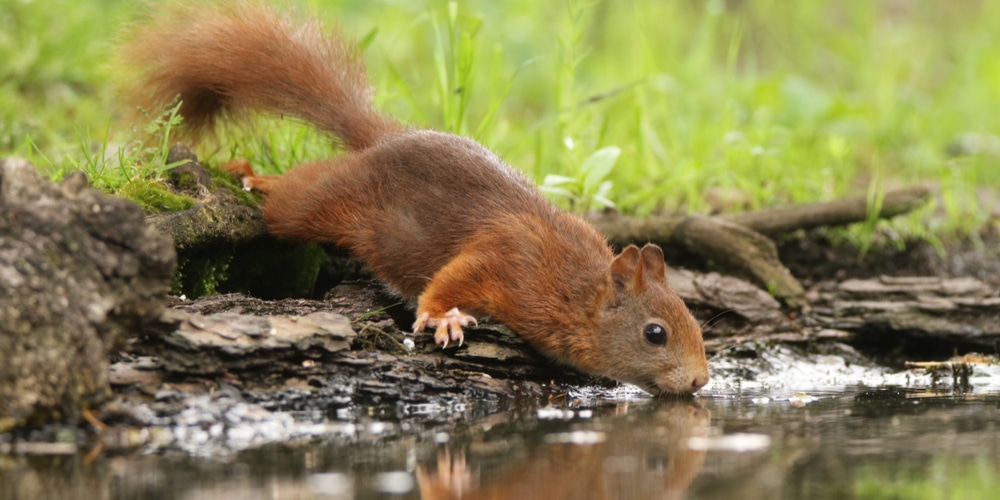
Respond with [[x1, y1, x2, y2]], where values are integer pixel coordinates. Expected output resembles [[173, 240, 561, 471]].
[[415, 399, 709, 499], [2, 389, 1000, 499], [0, 399, 711, 499]]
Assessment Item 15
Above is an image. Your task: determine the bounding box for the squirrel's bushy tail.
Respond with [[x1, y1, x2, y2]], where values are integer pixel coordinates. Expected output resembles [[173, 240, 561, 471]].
[[121, 1, 400, 150]]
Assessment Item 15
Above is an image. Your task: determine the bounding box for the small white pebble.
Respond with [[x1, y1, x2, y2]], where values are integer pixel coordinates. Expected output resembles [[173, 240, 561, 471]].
[[373, 472, 414, 494], [226, 424, 256, 442]]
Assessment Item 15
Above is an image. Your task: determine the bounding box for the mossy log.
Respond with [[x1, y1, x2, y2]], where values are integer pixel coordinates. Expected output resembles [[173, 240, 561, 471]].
[[146, 145, 269, 251]]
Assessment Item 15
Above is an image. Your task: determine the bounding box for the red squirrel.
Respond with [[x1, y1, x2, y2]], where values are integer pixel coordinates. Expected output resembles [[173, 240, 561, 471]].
[[122, 1, 710, 394]]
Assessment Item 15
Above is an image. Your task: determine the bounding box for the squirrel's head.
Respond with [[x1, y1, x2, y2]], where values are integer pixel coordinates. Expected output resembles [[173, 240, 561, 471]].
[[593, 244, 710, 395]]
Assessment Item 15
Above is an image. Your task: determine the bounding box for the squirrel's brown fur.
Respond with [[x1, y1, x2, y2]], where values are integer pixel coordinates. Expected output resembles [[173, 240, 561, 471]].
[[122, 1, 710, 394]]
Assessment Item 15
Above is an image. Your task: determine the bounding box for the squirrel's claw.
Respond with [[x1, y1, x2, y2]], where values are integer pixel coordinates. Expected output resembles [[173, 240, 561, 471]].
[[413, 308, 475, 348], [434, 322, 455, 348]]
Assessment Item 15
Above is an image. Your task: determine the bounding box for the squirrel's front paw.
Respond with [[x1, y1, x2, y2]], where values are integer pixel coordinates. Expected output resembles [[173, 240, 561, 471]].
[[413, 308, 477, 348]]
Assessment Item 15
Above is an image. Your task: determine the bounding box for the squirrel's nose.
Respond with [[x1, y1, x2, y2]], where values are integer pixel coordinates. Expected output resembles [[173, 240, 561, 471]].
[[691, 374, 709, 391]]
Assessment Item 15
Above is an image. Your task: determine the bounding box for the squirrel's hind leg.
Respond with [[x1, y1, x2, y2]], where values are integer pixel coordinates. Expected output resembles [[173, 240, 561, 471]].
[[223, 158, 282, 192]]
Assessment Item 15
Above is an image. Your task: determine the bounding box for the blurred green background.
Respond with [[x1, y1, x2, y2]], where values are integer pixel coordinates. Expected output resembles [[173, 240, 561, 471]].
[[2, 0, 998, 242]]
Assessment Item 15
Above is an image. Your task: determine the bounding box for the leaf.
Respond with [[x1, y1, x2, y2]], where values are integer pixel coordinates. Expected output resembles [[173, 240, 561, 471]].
[[358, 27, 379, 51], [539, 185, 575, 199], [591, 194, 616, 209], [594, 180, 614, 198], [591, 180, 616, 209], [542, 174, 580, 187], [580, 146, 620, 193]]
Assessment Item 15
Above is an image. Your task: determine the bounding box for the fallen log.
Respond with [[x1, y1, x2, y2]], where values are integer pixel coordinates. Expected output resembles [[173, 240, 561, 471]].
[[147, 145, 269, 251], [809, 275, 1000, 353], [721, 186, 931, 236], [117, 270, 803, 402]]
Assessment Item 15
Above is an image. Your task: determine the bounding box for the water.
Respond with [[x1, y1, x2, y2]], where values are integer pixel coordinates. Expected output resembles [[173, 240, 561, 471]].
[[3, 352, 999, 499]]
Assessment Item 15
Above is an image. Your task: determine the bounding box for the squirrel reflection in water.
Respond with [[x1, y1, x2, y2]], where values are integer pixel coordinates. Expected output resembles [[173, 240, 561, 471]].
[[417, 400, 710, 500]]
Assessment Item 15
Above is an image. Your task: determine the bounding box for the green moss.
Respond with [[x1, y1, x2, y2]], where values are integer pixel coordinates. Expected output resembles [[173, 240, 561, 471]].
[[116, 179, 195, 214], [172, 251, 233, 298], [204, 163, 260, 207], [171, 240, 329, 299], [172, 171, 201, 191]]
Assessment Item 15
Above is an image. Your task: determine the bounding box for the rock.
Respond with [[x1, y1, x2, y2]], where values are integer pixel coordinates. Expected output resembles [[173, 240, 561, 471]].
[[0, 158, 176, 430], [154, 309, 356, 374], [811, 275, 1000, 353], [165, 143, 213, 192]]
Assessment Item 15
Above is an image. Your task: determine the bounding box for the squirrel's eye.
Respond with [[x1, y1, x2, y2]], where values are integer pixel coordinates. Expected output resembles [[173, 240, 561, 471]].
[[643, 323, 668, 346]]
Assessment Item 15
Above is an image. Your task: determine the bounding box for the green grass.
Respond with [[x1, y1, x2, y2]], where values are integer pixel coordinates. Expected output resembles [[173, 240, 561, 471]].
[[3, 0, 999, 242], [853, 456, 1000, 500]]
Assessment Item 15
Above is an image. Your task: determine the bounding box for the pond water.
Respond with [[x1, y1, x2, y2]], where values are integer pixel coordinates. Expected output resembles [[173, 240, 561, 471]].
[[3, 351, 1000, 499]]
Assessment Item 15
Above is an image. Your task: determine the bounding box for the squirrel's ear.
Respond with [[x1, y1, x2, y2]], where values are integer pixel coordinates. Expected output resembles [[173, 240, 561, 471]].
[[610, 244, 643, 294], [610, 244, 668, 300], [639, 243, 667, 285]]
